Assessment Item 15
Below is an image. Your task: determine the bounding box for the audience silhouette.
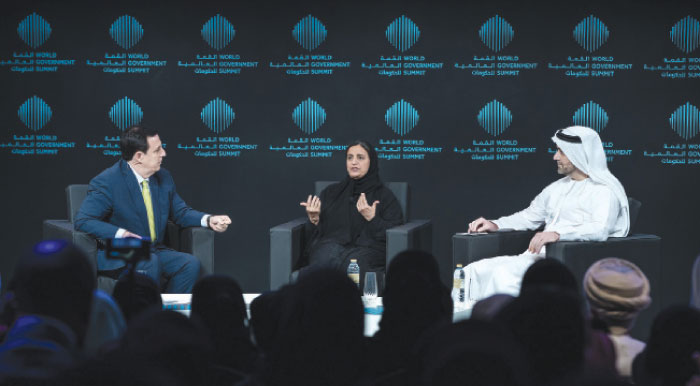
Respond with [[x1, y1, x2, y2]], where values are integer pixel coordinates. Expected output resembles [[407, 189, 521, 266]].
[[191, 274, 257, 375], [0, 240, 698, 386], [112, 271, 162, 322], [0, 240, 95, 383], [365, 250, 453, 379]]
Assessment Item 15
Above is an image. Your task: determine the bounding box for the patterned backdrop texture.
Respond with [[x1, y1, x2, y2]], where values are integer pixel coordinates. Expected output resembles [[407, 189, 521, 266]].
[[1, 0, 698, 305]]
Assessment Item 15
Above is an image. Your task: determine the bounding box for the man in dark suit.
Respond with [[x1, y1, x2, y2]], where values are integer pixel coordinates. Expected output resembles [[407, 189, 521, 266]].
[[75, 125, 231, 293]]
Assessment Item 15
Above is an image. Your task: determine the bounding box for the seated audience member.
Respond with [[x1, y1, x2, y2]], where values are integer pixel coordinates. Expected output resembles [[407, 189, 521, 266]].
[[245, 268, 364, 386], [632, 305, 700, 386], [0, 240, 95, 382], [299, 140, 404, 276], [520, 258, 578, 294], [687, 352, 700, 386], [365, 250, 453, 378], [584, 258, 651, 379], [121, 310, 212, 385], [417, 320, 533, 386], [465, 126, 629, 306], [111, 271, 163, 322], [471, 294, 515, 321], [495, 287, 587, 385], [191, 275, 257, 374], [521, 258, 617, 378], [60, 309, 212, 386], [83, 289, 127, 356], [248, 288, 290, 358]]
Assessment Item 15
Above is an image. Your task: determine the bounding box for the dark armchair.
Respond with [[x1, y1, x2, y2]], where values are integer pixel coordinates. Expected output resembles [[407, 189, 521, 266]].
[[43, 184, 215, 293], [269, 181, 432, 290], [452, 198, 661, 339]]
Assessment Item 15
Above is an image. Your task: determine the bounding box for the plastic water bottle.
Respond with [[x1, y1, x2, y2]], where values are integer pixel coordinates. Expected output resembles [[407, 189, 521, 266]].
[[347, 259, 360, 287], [452, 264, 466, 310]]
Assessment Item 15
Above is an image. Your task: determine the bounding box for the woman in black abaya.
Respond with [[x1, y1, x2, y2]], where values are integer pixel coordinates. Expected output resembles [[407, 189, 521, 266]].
[[299, 140, 404, 275]]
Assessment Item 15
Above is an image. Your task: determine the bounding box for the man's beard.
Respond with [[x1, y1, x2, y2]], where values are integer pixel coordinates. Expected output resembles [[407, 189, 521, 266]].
[[557, 164, 575, 175]]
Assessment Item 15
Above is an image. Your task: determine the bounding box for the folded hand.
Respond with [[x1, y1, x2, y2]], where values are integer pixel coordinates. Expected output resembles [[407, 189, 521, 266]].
[[209, 215, 231, 232]]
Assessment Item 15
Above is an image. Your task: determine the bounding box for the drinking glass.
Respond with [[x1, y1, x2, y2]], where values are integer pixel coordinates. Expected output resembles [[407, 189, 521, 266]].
[[364, 272, 377, 299]]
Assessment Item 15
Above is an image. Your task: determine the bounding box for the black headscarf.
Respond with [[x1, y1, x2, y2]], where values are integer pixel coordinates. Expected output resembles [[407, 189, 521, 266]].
[[378, 250, 452, 340], [521, 258, 579, 296], [263, 268, 364, 386], [319, 140, 383, 245], [495, 287, 586, 384], [190, 275, 257, 372], [417, 320, 533, 386], [633, 305, 700, 386], [112, 272, 162, 322], [366, 250, 453, 376]]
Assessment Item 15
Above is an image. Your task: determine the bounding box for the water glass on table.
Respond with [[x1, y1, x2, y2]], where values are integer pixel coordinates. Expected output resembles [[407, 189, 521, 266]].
[[364, 272, 378, 300]]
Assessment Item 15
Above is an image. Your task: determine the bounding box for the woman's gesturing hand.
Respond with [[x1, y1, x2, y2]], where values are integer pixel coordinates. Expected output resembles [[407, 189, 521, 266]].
[[300, 195, 321, 225], [356, 193, 379, 221]]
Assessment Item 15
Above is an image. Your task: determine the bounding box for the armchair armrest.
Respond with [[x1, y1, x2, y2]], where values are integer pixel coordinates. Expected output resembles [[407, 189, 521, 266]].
[[545, 234, 662, 265], [180, 226, 216, 275], [386, 220, 433, 267], [269, 217, 307, 290], [545, 234, 662, 340], [544, 234, 662, 288], [42, 220, 98, 274], [165, 222, 215, 274], [452, 230, 535, 267]]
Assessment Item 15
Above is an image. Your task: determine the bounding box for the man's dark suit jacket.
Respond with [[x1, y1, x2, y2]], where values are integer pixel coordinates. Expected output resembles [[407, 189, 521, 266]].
[[75, 159, 206, 271]]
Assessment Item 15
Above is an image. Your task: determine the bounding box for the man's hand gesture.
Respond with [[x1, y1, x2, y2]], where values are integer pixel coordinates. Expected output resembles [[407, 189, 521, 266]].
[[208, 215, 231, 232]]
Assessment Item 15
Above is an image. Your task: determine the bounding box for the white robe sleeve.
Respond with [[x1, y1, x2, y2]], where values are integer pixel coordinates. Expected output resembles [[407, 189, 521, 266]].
[[492, 186, 550, 231], [548, 186, 620, 241]]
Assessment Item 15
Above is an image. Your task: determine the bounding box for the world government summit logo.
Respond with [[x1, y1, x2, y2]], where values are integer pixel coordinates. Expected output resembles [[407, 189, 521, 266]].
[[478, 100, 512, 137], [201, 98, 235, 134], [293, 98, 326, 135], [17, 13, 51, 49], [18, 96, 52, 131], [669, 102, 700, 141], [293, 15, 327, 51], [202, 14, 236, 50], [479, 15, 514, 52], [385, 99, 419, 136], [572, 101, 609, 133], [670, 16, 700, 54], [109, 97, 143, 131], [110, 15, 144, 50], [386, 15, 420, 52], [573, 15, 609, 52]]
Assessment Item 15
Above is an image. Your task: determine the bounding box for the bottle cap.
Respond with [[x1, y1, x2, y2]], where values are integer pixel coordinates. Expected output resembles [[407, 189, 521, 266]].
[[456, 264, 463, 268], [351, 259, 357, 262]]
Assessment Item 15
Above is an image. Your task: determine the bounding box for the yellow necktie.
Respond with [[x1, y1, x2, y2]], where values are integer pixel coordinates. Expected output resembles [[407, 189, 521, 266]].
[[141, 180, 156, 241]]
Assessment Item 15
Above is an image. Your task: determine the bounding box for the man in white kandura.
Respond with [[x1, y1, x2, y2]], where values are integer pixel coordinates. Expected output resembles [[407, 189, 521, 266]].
[[465, 126, 630, 305]]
